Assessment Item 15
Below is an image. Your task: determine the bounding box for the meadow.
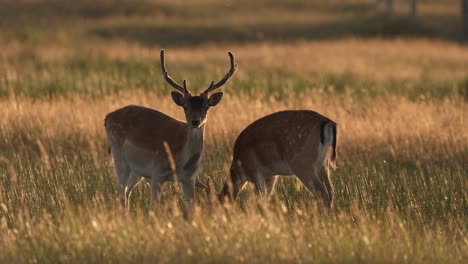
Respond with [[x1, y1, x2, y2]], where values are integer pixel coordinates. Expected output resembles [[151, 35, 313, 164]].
[[0, 0, 467, 263]]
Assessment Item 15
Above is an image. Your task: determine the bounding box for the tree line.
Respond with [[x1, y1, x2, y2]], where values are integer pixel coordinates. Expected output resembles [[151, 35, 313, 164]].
[[377, 0, 468, 40]]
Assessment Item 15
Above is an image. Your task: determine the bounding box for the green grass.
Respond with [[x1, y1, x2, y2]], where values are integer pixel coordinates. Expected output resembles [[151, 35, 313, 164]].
[[1, 55, 466, 100]]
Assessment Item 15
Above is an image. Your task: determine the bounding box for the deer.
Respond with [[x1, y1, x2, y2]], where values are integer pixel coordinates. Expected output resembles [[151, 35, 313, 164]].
[[217, 110, 337, 208], [105, 49, 238, 211]]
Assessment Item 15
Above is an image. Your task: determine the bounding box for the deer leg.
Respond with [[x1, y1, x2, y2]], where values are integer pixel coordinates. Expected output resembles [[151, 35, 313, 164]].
[[112, 156, 130, 211], [181, 177, 196, 204], [253, 171, 268, 198], [313, 177, 332, 209], [253, 172, 279, 201], [124, 173, 143, 209], [291, 161, 332, 209], [182, 177, 196, 213], [319, 166, 334, 208], [297, 173, 331, 209]]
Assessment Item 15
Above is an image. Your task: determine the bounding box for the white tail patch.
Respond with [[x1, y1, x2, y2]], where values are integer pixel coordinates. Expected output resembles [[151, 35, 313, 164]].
[[319, 122, 337, 170]]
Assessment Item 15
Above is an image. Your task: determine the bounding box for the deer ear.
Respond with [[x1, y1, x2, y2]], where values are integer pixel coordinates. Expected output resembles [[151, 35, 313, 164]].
[[171, 91, 185, 106], [208, 92, 224, 106]]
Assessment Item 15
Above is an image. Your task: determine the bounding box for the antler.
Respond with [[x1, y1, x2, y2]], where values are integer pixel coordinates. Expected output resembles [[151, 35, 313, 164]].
[[160, 49, 190, 94], [202, 51, 238, 95]]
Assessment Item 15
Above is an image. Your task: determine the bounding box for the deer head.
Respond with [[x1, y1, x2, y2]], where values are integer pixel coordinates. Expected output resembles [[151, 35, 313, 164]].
[[160, 50, 238, 129]]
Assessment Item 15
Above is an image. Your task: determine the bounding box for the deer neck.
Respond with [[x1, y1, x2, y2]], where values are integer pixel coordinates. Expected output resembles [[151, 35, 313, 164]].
[[183, 125, 205, 158]]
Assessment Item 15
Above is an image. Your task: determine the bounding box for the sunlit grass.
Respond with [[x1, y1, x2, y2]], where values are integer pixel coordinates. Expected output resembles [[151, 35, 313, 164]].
[[0, 92, 466, 262], [0, 0, 467, 262], [1, 39, 467, 99]]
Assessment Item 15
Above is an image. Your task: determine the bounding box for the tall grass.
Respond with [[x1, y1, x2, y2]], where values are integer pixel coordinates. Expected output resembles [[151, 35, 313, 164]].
[[0, 0, 467, 262], [0, 92, 466, 263]]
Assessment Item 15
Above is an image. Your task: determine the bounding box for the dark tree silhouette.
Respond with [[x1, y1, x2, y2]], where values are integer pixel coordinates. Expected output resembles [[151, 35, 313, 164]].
[[386, 0, 393, 15], [376, 0, 392, 15], [463, 0, 468, 40], [410, 0, 417, 19]]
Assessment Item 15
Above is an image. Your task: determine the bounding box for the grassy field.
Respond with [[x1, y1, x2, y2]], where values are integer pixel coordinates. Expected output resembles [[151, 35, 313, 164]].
[[0, 0, 467, 263]]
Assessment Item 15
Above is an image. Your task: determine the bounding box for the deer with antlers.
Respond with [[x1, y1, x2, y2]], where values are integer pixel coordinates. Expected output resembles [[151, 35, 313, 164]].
[[105, 49, 237, 210], [218, 110, 337, 208]]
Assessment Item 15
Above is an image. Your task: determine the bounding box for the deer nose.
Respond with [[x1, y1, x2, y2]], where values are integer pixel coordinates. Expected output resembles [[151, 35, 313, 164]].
[[191, 120, 200, 127]]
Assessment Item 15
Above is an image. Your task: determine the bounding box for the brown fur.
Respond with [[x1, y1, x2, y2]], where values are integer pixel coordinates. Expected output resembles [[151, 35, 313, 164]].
[[105, 49, 238, 211], [105, 105, 187, 168], [220, 110, 337, 208]]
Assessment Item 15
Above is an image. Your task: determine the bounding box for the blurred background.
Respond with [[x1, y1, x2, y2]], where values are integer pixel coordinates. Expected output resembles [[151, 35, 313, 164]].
[[0, 0, 466, 99]]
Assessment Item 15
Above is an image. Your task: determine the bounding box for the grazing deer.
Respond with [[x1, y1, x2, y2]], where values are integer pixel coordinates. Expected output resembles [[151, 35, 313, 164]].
[[105, 49, 237, 210], [218, 110, 337, 208]]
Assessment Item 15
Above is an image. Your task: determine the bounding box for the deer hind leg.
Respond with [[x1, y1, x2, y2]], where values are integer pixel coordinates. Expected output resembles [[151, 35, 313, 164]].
[[298, 172, 331, 209], [291, 161, 332, 209], [319, 165, 333, 208], [112, 154, 131, 210], [124, 173, 143, 209]]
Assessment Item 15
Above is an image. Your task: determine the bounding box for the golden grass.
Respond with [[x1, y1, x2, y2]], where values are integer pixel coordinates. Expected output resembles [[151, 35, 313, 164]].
[[1, 35, 467, 262], [1, 91, 466, 156], [0, 201, 465, 263], [0, 1, 467, 262], [0, 91, 467, 263]]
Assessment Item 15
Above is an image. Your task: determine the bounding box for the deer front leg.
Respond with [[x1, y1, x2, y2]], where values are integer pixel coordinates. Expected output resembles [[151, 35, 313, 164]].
[[181, 177, 196, 213]]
